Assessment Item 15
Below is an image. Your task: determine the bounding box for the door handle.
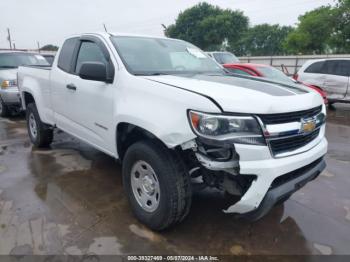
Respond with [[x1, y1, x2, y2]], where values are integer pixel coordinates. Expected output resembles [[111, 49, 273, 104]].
[[66, 84, 77, 91]]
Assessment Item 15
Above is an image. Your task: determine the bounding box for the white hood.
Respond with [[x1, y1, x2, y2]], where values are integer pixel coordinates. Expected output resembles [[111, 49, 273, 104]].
[[144, 74, 323, 114], [0, 69, 17, 81]]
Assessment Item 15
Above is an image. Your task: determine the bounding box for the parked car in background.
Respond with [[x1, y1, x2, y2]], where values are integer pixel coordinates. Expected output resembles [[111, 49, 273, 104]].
[[206, 51, 239, 64], [295, 59, 350, 105], [0, 51, 49, 117], [224, 63, 328, 103], [41, 54, 55, 66], [18, 33, 327, 230]]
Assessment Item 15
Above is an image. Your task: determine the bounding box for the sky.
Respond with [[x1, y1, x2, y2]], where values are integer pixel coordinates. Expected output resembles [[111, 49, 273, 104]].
[[0, 0, 335, 49]]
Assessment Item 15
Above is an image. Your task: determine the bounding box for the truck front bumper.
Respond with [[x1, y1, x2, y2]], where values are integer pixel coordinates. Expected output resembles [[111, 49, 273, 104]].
[[0, 88, 21, 105], [224, 136, 328, 215], [238, 157, 325, 220]]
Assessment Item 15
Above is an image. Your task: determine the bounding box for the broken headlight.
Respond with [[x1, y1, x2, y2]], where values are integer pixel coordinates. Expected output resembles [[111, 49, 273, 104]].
[[188, 110, 265, 145]]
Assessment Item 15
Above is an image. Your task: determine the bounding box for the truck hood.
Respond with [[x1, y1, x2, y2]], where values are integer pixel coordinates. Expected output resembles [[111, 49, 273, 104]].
[[0, 68, 17, 81], [144, 74, 323, 114]]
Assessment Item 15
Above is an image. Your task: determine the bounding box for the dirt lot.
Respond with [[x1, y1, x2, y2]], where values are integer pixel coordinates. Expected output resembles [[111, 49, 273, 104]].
[[0, 105, 350, 256]]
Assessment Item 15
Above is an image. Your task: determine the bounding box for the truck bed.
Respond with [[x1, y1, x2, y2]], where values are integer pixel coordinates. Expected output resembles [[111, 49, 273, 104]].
[[17, 65, 54, 124]]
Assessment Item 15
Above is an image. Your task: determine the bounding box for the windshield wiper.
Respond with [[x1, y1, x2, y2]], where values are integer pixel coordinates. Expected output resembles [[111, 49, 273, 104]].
[[135, 72, 170, 76]]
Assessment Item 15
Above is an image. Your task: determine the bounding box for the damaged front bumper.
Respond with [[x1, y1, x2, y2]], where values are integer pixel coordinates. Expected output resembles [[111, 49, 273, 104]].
[[184, 132, 328, 219], [240, 157, 326, 221]]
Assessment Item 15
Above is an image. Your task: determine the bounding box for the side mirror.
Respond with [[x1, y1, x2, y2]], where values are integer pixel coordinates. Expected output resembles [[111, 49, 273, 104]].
[[79, 62, 107, 82]]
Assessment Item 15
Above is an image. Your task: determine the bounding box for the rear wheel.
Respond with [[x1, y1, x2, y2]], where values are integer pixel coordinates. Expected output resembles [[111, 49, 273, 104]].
[[0, 98, 10, 117], [26, 103, 53, 147], [122, 140, 192, 231]]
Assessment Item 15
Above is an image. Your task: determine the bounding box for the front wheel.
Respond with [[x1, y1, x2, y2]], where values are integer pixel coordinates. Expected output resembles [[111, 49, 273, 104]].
[[122, 140, 192, 231], [0, 98, 10, 117], [26, 103, 53, 147]]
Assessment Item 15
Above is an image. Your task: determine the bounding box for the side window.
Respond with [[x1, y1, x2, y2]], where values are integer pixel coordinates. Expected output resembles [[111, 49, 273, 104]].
[[75, 41, 107, 74], [323, 60, 349, 77], [213, 53, 223, 64], [344, 61, 350, 77], [57, 38, 78, 72], [304, 61, 324, 74], [336, 60, 350, 77]]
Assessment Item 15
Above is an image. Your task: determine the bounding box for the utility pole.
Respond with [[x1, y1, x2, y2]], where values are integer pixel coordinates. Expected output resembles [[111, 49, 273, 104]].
[[103, 23, 108, 33], [7, 28, 12, 49], [37, 41, 40, 53]]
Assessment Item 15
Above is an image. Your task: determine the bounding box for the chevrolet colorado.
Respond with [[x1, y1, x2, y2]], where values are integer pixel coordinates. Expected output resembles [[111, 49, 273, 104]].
[[18, 33, 327, 230]]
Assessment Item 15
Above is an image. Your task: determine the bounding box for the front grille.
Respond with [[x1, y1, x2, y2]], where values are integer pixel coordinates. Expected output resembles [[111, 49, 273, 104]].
[[258, 106, 322, 125], [269, 128, 320, 156]]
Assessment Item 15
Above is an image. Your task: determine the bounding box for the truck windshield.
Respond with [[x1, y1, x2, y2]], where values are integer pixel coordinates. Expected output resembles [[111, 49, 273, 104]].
[[111, 36, 224, 76], [0, 53, 49, 69]]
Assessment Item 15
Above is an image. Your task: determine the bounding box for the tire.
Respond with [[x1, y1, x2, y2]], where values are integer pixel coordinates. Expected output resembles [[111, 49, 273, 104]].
[[122, 140, 192, 231], [26, 103, 53, 147], [0, 98, 10, 117]]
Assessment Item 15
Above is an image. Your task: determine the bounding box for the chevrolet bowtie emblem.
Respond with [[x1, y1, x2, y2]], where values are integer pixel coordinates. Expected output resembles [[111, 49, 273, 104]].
[[301, 119, 316, 133]]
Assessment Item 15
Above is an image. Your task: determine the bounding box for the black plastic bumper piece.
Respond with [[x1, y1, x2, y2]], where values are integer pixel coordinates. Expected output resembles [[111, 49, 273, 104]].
[[244, 157, 326, 221]]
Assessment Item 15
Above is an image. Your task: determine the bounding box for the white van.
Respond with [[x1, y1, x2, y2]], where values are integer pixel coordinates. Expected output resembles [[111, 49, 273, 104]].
[[296, 59, 350, 104]]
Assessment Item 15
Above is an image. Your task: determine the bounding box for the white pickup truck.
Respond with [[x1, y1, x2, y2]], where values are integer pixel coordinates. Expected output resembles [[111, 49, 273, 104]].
[[18, 33, 327, 230]]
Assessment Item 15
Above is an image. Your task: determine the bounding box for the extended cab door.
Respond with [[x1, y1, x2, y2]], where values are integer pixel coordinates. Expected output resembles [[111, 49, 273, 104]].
[[51, 37, 80, 130], [322, 60, 350, 100], [66, 37, 116, 154], [52, 36, 116, 155]]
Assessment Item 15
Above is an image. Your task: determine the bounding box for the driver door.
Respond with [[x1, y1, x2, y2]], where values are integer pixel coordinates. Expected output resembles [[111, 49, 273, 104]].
[[64, 37, 116, 154]]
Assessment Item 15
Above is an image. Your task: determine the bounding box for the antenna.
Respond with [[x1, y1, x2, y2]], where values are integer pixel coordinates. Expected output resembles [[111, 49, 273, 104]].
[[103, 23, 108, 33]]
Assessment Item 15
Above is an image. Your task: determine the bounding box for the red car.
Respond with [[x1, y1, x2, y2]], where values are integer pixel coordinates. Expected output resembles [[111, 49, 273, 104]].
[[223, 63, 328, 103]]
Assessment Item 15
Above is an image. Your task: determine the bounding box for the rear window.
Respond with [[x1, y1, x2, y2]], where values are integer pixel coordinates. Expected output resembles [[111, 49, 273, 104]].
[[57, 37, 78, 72], [213, 52, 239, 64], [226, 68, 253, 76], [258, 66, 294, 84], [43, 55, 55, 66], [0, 53, 49, 69], [304, 61, 325, 74]]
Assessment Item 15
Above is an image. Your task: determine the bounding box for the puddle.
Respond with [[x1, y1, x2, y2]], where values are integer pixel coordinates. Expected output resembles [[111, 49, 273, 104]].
[[33, 149, 92, 172]]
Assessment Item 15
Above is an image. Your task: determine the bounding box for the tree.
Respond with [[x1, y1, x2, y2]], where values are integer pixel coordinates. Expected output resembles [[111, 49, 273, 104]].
[[165, 3, 249, 51], [330, 0, 350, 53], [40, 44, 59, 51], [235, 24, 293, 56], [284, 6, 335, 54]]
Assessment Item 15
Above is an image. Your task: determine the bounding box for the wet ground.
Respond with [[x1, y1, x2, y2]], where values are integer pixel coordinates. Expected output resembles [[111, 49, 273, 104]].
[[0, 105, 350, 256]]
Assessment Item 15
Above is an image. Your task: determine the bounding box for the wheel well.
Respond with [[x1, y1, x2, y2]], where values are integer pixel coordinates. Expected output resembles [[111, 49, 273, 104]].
[[23, 92, 35, 107], [116, 123, 165, 160]]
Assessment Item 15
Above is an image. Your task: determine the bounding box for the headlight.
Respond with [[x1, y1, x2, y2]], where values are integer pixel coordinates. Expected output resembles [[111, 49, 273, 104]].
[[188, 110, 265, 145], [1, 79, 17, 89]]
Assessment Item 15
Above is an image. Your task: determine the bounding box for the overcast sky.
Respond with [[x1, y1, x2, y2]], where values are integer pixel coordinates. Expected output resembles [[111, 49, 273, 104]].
[[0, 0, 335, 49]]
